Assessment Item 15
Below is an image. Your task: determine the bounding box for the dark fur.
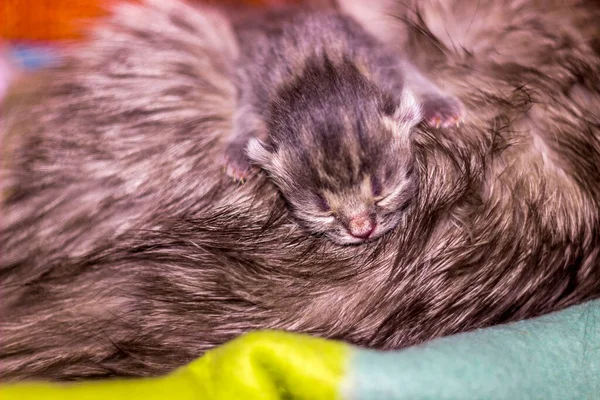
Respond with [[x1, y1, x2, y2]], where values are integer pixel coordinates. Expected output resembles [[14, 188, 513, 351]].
[[1, 0, 600, 381]]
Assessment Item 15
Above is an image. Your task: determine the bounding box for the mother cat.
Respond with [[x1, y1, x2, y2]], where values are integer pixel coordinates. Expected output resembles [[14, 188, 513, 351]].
[[1, 0, 600, 381]]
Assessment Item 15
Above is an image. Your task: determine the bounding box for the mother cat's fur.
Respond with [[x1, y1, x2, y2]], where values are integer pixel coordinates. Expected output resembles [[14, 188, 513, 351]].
[[1, 0, 600, 381]]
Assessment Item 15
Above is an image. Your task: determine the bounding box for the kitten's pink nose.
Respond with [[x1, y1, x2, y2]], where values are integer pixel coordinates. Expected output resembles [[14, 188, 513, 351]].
[[348, 214, 375, 239]]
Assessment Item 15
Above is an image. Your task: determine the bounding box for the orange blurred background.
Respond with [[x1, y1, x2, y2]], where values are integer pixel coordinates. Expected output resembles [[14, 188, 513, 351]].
[[0, 0, 293, 41]]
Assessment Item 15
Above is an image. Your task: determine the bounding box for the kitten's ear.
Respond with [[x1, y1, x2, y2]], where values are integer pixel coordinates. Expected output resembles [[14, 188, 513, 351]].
[[382, 87, 423, 138], [246, 138, 273, 166]]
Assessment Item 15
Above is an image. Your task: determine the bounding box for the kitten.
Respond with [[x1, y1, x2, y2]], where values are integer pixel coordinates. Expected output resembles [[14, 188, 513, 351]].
[[224, 9, 464, 244]]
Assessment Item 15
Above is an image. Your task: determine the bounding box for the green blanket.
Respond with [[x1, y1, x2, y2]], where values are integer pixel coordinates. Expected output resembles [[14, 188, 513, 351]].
[[2, 299, 599, 399]]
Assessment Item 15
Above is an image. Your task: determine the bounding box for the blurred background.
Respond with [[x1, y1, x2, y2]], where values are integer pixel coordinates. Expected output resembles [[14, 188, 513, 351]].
[[0, 0, 298, 99], [0, 0, 300, 40]]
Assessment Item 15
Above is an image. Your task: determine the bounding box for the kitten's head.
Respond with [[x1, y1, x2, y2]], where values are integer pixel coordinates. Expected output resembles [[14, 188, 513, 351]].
[[248, 56, 422, 244]]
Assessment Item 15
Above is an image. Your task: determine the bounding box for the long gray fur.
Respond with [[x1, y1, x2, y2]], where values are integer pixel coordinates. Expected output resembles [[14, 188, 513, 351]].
[[1, 0, 600, 381]]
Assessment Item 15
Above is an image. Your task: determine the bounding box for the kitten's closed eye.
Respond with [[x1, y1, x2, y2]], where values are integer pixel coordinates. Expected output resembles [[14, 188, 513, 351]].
[[316, 194, 331, 212], [371, 175, 394, 205], [370, 175, 382, 197], [371, 175, 394, 207], [373, 176, 412, 208]]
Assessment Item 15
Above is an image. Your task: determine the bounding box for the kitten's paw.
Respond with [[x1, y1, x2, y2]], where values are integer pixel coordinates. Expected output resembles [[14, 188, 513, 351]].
[[223, 157, 255, 184], [422, 96, 465, 128], [222, 142, 256, 183]]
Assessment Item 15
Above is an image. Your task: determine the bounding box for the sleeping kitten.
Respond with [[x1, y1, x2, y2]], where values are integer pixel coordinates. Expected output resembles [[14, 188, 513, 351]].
[[224, 8, 464, 244]]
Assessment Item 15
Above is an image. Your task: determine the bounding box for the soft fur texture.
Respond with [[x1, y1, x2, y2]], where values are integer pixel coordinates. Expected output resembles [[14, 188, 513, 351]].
[[1, 0, 600, 381]]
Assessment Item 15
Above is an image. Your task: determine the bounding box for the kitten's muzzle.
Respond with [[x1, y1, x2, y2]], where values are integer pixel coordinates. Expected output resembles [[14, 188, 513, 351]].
[[347, 214, 376, 239]]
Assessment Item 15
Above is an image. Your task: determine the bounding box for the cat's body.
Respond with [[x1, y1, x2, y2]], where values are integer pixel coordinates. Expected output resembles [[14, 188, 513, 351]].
[[1, 0, 600, 382], [225, 8, 463, 243]]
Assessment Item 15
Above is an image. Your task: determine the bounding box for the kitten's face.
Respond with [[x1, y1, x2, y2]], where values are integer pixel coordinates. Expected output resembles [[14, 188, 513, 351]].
[[297, 159, 418, 245], [248, 89, 421, 245]]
